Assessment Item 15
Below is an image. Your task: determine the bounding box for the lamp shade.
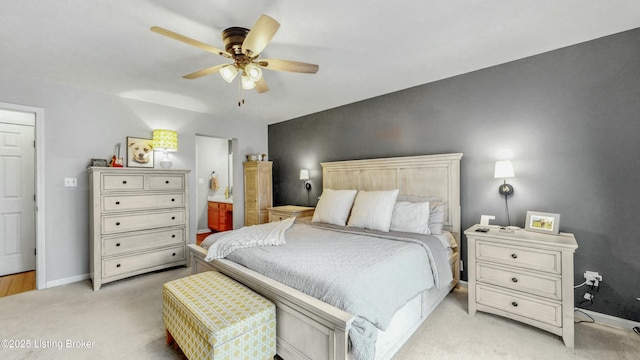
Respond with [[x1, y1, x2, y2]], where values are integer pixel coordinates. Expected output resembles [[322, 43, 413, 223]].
[[220, 65, 238, 83], [152, 129, 178, 152], [299, 169, 309, 181], [244, 64, 263, 81], [494, 160, 514, 179], [241, 75, 256, 90]]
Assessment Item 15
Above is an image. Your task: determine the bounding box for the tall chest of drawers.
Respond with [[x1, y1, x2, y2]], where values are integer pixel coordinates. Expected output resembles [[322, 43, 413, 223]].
[[88, 168, 190, 290], [465, 225, 578, 347]]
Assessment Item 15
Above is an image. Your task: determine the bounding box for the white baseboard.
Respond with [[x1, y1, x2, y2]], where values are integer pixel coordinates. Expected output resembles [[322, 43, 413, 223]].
[[457, 280, 640, 330], [46, 273, 90, 288], [575, 308, 640, 330]]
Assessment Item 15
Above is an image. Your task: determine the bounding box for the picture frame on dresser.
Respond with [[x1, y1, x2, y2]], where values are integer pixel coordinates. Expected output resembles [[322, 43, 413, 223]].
[[126, 136, 154, 168], [525, 211, 560, 235]]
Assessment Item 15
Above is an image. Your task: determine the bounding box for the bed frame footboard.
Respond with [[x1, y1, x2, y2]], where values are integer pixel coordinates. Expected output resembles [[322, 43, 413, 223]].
[[189, 244, 353, 360]]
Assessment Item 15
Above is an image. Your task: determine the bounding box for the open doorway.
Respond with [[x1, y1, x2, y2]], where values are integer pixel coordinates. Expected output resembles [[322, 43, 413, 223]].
[[195, 135, 236, 244], [0, 102, 45, 295]]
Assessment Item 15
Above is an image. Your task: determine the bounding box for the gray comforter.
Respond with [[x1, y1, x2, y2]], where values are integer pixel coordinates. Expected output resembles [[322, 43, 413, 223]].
[[202, 219, 452, 360]]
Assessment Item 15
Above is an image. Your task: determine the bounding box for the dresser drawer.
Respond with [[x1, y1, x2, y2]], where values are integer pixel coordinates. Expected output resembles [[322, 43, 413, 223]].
[[476, 284, 562, 327], [102, 227, 185, 256], [102, 174, 144, 190], [476, 263, 562, 300], [102, 210, 185, 234], [148, 175, 184, 190], [476, 240, 561, 274], [102, 245, 185, 278], [102, 193, 184, 212]]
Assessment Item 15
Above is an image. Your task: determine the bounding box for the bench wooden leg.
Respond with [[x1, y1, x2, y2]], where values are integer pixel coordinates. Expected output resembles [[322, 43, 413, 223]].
[[165, 329, 174, 345]]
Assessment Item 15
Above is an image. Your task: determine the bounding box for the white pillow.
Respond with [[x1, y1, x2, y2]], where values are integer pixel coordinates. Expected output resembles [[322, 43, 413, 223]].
[[428, 201, 446, 235], [311, 189, 358, 226], [390, 201, 431, 234], [347, 189, 399, 232]]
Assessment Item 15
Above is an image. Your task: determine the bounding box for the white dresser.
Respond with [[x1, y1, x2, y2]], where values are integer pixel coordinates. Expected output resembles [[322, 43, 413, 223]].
[[88, 167, 190, 290], [465, 224, 578, 347]]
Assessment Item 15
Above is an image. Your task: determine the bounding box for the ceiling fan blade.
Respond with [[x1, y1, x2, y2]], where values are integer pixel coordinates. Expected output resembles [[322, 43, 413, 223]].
[[183, 64, 229, 79], [257, 59, 319, 74], [151, 26, 232, 58], [255, 77, 269, 93], [242, 15, 280, 57]]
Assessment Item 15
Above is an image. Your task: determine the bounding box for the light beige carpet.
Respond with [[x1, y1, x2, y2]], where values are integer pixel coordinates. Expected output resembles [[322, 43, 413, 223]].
[[0, 266, 637, 360]]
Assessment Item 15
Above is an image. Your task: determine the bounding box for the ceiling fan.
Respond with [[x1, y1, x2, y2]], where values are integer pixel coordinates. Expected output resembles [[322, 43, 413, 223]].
[[151, 14, 319, 104]]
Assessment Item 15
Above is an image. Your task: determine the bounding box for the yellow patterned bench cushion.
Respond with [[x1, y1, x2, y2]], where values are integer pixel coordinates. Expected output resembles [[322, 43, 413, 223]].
[[163, 271, 276, 360]]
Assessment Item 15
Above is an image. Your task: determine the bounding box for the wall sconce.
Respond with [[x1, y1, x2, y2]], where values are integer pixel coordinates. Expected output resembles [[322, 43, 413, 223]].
[[299, 169, 311, 190], [152, 129, 178, 169], [494, 160, 515, 226], [494, 160, 515, 196]]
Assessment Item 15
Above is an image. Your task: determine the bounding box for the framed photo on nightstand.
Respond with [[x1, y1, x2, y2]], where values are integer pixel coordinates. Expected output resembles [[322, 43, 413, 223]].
[[525, 211, 560, 235]]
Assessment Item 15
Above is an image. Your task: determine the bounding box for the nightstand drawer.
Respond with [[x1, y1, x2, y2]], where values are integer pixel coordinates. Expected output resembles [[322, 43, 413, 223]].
[[102, 227, 185, 256], [476, 284, 562, 327], [476, 240, 561, 274], [476, 263, 562, 300], [102, 193, 184, 212]]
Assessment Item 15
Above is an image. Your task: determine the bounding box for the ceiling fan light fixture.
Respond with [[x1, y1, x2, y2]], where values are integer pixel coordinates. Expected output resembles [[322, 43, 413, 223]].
[[245, 64, 262, 81], [220, 65, 238, 83], [241, 75, 256, 90]]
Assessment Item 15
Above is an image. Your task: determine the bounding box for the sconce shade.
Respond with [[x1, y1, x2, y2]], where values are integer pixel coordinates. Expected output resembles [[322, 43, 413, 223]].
[[494, 160, 514, 179], [299, 169, 310, 181], [152, 129, 178, 152]]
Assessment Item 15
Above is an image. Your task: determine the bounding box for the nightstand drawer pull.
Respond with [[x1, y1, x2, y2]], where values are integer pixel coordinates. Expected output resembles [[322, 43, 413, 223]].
[[116, 243, 121, 247], [172, 252, 176, 256], [171, 198, 175, 202], [116, 222, 121, 226], [511, 301, 518, 307], [171, 234, 176, 238], [165, 180, 170, 184], [122, 180, 127, 184], [511, 253, 518, 259], [511, 277, 518, 283], [116, 264, 121, 268], [171, 216, 176, 220], [115, 201, 120, 205]]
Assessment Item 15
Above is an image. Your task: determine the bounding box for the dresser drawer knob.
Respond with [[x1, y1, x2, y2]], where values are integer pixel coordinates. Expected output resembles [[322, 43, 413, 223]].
[[116, 264, 121, 268], [115, 222, 121, 226], [116, 243, 121, 247], [511, 253, 518, 259], [115, 201, 120, 205], [122, 180, 127, 184], [171, 216, 176, 220], [511, 301, 518, 307], [165, 180, 170, 184], [172, 252, 176, 256], [511, 277, 518, 283], [171, 234, 176, 238], [171, 198, 175, 202]]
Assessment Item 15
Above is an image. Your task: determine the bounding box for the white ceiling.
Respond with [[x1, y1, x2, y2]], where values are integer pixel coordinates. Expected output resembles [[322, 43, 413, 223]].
[[1, 1, 639, 124]]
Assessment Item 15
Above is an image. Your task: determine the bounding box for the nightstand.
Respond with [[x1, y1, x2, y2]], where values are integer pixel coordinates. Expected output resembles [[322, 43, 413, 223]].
[[465, 224, 578, 348], [267, 205, 315, 222]]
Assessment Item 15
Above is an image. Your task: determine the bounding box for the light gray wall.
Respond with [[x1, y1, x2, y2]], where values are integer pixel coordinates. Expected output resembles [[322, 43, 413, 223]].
[[0, 74, 267, 286], [268, 28, 640, 322]]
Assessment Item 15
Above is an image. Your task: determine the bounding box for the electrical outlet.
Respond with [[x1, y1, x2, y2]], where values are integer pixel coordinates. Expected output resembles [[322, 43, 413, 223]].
[[64, 177, 78, 187], [584, 271, 603, 286]]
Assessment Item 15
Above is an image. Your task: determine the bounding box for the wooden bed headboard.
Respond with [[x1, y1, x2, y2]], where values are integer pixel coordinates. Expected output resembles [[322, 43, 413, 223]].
[[320, 153, 463, 245]]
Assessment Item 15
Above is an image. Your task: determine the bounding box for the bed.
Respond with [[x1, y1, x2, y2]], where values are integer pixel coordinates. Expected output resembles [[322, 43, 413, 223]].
[[188, 153, 463, 360]]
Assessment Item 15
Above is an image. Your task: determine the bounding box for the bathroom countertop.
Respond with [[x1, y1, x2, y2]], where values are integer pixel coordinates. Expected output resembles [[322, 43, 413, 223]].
[[208, 195, 233, 204]]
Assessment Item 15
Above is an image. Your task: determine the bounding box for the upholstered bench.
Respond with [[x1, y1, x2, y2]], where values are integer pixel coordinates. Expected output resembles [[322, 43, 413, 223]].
[[163, 271, 276, 360]]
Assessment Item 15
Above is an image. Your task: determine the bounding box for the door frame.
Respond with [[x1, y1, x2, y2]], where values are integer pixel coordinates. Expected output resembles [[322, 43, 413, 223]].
[[0, 102, 45, 290]]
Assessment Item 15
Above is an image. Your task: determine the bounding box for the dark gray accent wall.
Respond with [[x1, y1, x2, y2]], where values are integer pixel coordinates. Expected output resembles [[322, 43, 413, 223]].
[[268, 28, 640, 322]]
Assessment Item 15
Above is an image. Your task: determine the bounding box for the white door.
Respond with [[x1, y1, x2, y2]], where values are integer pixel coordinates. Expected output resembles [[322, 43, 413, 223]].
[[0, 109, 36, 276]]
